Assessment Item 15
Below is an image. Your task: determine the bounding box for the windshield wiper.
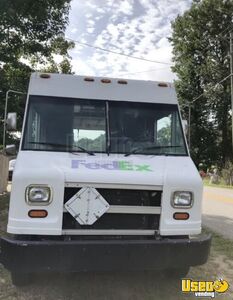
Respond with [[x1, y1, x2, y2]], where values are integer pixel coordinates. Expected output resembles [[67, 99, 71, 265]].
[[29, 142, 95, 156], [124, 145, 182, 157]]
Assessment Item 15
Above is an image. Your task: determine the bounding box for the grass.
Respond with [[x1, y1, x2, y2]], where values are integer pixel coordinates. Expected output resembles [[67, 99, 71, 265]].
[[0, 193, 9, 210], [203, 227, 233, 260], [203, 178, 233, 189], [0, 193, 9, 235]]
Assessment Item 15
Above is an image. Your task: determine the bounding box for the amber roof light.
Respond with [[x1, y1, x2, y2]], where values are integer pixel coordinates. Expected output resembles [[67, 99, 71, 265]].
[[84, 77, 95, 82], [40, 73, 50, 79], [118, 80, 128, 84], [101, 78, 111, 83], [158, 82, 168, 87]]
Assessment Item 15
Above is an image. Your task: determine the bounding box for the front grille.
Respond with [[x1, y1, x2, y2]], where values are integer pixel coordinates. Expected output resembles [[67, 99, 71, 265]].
[[63, 187, 162, 231], [63, 213, 160, 230], [64, 188, 162, 206]]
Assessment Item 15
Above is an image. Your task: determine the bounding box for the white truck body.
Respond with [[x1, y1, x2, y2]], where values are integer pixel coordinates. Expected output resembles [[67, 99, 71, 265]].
[[8, 73, 202, 236], [1, 73, 211, 284], [9, 152, 202, 236]]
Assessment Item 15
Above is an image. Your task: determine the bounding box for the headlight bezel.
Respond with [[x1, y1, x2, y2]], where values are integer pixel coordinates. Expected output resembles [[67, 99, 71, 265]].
[[25, 185, 52, 206], [171, 191, 193, 208]]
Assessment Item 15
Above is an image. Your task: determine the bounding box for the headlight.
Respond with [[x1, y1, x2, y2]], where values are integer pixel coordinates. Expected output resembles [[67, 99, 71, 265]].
[[172, 191, 193, 208], [26, 185, 52, 205]]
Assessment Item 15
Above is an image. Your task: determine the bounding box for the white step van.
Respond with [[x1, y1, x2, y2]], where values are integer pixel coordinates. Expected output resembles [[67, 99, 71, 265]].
[[0, 73, 211, 285]]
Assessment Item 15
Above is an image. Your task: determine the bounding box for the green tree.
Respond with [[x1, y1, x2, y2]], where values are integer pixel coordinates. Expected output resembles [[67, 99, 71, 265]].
[[0, 0, 74, 147], [170, 0, 233, 167], [0, 0, 71, 64]]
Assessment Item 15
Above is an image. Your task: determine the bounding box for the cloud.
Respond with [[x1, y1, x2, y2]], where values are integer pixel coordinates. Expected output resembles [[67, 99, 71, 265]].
[[115, 0, 134, 16], [87, 27, 95, 34], [66, 0, 192, 81]]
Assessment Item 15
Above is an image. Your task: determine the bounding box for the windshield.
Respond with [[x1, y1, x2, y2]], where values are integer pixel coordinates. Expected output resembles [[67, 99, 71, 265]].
[[22, 96, 187, 156]]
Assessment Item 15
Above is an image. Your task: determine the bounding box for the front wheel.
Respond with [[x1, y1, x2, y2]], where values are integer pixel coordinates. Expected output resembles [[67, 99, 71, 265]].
[[11, 272, 32, 286]]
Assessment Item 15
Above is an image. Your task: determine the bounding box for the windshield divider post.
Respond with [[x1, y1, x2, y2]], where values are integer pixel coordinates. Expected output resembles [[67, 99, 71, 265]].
[[106, 101, 110, 156]]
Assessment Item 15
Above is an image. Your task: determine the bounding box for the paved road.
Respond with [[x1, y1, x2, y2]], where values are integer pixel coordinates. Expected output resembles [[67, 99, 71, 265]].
[[202, 186, 233, 239]]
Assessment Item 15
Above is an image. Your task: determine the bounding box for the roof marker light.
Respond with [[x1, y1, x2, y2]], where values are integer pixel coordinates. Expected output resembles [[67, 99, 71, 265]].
[[101, 78, 111, 83], [84, 77, 95, 82], [40, 73, 50, 79], [118, 80, 128, 84], [158, 82, 168, 87]]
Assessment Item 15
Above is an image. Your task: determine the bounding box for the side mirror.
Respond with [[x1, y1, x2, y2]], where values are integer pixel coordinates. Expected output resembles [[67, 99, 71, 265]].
[[5, 144, 16, 156], [6, 112, 17, 131]]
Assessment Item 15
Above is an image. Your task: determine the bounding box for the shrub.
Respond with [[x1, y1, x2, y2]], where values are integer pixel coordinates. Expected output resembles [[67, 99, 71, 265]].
[[221, 161, 233, 186]]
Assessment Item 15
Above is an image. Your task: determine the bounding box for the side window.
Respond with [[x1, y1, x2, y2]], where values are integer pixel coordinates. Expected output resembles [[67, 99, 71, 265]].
[[25, 107, 41, 148], [155, 115, 172, 146], [172, 112, 184, 147]]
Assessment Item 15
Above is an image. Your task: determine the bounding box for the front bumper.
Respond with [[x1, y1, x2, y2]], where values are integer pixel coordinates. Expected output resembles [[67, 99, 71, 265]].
[[0, 234, 211, 273]]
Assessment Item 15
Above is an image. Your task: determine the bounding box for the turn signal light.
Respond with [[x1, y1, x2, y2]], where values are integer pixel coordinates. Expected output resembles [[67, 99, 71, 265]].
[[173, 212, 189, 220], [28, 210, 48, 218]]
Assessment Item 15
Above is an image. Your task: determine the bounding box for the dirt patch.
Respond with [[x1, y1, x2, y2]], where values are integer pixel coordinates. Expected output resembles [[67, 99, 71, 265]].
[[0, 259, 233, 300], [0, 193, 9, 236], [0, 194, 233, 299]]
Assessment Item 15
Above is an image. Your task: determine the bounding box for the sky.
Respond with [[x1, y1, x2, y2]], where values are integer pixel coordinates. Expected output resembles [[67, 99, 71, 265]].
[[65, 0, 192, 82]]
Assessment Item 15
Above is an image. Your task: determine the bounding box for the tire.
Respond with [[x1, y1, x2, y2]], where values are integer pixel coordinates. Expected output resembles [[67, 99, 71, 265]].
[[164, 267, 190, 278], [11, 272, 32, 286]]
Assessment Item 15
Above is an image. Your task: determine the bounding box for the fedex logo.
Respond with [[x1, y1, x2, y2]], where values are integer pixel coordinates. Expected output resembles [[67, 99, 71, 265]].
[[71, 160, 153, 172]]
